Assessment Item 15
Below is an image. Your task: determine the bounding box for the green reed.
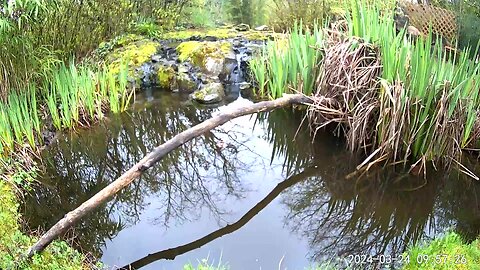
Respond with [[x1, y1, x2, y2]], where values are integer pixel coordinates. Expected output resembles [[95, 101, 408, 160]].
[[0, 88, 41, 155], [253, 0, 480, 164], [45, 62, 131, 129], [348, 0, 480, 162], [249, 21, 323, 99]]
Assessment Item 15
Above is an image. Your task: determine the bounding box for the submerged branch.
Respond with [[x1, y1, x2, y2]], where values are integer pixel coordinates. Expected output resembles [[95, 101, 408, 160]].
[[24, 93, 312, 258]]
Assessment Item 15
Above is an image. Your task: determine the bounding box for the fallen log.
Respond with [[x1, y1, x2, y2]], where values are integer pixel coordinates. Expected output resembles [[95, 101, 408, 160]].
[[25, 93, 312, 258]]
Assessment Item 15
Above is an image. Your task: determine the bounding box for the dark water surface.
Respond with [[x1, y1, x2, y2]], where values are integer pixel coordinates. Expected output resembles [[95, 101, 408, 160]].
[[22, 90, 480, 269]]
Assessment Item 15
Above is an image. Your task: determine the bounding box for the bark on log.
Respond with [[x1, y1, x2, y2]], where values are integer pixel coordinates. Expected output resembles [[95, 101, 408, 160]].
[[25, 93, 311, 258]]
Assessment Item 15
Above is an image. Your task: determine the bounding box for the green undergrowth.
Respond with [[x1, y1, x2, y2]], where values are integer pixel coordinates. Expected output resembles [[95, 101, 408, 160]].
[[0, 177, 90, 269], [403, 232, 480, 270]]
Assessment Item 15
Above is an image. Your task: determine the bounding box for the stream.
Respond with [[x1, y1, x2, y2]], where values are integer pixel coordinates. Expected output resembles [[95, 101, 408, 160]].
[[22, 89, 480, 269]]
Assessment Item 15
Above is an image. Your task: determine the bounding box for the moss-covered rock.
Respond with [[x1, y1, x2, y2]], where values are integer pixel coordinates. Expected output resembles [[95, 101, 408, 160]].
[[234, 23, 250, 32], [177, 41, 233, 77], [156, 66, 176, 89], [106, 38, 160, 82], [161, 27, 281, 42], [175, 72, 197, 93], [191, 82, 225, 104], [161, 28, 238, 40]]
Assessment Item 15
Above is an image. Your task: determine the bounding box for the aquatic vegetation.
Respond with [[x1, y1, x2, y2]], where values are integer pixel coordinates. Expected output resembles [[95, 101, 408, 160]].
[[45, 62, 132, 128], [183, 258, 229, 270], [249, 22, 322, 99], [403, 232, 480, 270], [0, 88, 41, 155], [341, 0, 480, 164]]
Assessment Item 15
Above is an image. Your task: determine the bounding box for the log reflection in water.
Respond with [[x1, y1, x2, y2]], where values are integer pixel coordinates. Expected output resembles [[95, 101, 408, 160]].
[[118, 166, 319, 270]]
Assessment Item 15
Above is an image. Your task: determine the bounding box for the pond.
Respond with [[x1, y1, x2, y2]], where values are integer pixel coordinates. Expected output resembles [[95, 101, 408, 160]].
[[22, 90, 480, 269]]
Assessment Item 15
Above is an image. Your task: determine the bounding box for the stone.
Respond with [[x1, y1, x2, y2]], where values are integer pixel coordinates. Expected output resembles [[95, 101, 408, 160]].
[[156, 66, 175, 89], [407, 25, 421, 37], [204, 36, 219, 42], [176, 41, 234, 78], [234, 23, 250, 32], [178, 64, 190, 73], [151, 54, 162, 63], [239, 82, 252, 98], [254, 25, 269, 31], [191, 82, 225, 104], [204, 57, 224, 77], [175, 73, 197, 93]]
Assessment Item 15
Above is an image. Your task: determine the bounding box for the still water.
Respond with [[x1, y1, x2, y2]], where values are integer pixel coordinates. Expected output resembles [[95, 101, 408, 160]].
[[22, 90, 480, 269]]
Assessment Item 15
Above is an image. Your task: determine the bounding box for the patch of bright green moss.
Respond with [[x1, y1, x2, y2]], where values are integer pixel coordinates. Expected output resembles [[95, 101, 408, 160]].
[[0, 180, 89, 269], [161, 28, 238, 40], [157, 66, 175, 88], [107, 39, 159, 76], [161, 28, 280, 41], [176, 41, 233, 66], [402, 232, 480, 270]]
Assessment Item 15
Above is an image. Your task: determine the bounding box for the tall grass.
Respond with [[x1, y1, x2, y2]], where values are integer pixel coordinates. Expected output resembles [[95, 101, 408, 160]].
[[250, 22, 323, 98], [0, 88, 41, 155], [45, 63, 132, 129], [0, 62, 133, 156], [346, 0, 480, 163]]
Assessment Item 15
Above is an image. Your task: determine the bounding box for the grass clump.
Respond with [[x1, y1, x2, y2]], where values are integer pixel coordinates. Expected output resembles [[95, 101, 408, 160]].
[[0, 88, 41, 156], [45, 62, 133, 130], [250, 22, 323, 99], [0, 62, 133, 156], [0, 177, 90, 269], [183, 258, 229, 270], [403, 232, 480, 270]]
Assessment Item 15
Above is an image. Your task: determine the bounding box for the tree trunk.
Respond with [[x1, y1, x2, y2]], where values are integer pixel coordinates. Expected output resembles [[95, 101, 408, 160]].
[[25, 94, 311, 258]]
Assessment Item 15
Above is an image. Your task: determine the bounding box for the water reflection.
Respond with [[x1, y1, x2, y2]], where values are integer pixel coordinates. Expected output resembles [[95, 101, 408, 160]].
[[23, 93, 260, 257], [283, 156, 480, 267], [119, 166, 319, 270], [21, 91, 480, 269]]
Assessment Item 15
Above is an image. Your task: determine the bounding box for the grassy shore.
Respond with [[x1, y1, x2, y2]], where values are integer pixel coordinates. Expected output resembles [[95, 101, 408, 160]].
[[0, 170, 92, 269]]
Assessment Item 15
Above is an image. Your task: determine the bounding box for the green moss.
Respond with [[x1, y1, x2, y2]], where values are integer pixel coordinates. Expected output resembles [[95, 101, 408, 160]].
[[107, 39, 159, 76], [161, 28, 238, 40], [177, 41, 232, 66], [402, 232, 480, 270], [0, 179, 89, 269], [161, 28, 280, 41], [157, 66, 175, 88], [192, 89, 205, 100]]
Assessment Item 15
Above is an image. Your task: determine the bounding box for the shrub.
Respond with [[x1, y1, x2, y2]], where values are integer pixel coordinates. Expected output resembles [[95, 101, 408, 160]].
[[269, 0, 340, 32]]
